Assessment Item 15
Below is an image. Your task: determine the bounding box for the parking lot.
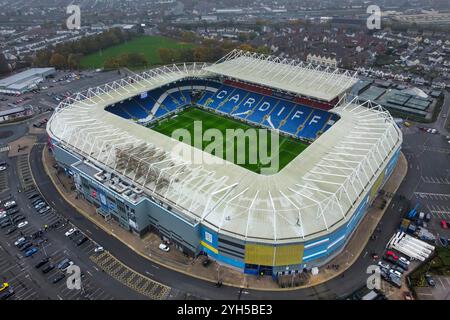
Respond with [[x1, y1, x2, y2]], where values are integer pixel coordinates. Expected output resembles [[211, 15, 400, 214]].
[[0, 150, 150, 300], [415, 276, 450, 300]]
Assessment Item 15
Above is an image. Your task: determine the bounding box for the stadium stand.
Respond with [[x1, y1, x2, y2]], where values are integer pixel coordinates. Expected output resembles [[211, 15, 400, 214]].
[[106, 80, 339, 141]]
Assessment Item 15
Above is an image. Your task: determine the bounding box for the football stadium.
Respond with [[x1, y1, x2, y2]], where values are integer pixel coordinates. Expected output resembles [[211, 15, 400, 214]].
[[47, 50, 403, 277]]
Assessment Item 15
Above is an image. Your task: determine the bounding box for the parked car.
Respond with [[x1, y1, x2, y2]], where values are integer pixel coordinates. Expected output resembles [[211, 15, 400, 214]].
[[425, 274, 435, 287], [14, 237, 26, 246], [35, 258, 49, 269], [65, 228, 77, 237], [158, 243, 170, 252], [38, 206, 51, 214], [0, 282, 9, 292], [42, 264, 55, 274], [57, 258, 70, 269], [52, 273, 66, 284], [24, 247, 38, 257], [17, 221, 28, 228], [76, 236, 88, 246], [385, 251, 399, 261], [18, 240, 31, 250], [60, 261, 74, 272], [377, 261, 390, 270], [6, 227, 17, 235], [0, 288, 14, 300], [35, 202, 47, 210], [441, 220, 448, 229], [94, 246, 104, 253]]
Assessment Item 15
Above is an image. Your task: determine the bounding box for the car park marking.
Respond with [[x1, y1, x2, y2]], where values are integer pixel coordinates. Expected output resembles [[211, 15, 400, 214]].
[[414, 192, 450, 200], [422, 146, 450, 154], [421, 176, 450, 185], [90, 251, 171, 300]]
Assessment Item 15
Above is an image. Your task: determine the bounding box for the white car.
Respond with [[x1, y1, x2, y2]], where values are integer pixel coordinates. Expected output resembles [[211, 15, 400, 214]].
[[65, 228, 77, 237], [378, 261, 390, 270], [158, 243, 170, 252], [14, 237, 26, 246], [17, 221, 28, 228], [389, 269, 402, 278], [0, 213, 6, 219], [94, 246, 104, 253], [61, 261, 74, 272], [399, 257, 410, 265], [0, 166, 6, 172]]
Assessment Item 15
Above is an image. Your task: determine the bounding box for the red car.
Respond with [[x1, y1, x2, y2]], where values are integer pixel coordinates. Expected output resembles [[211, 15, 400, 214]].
[[441, 220, 448, 229], [386, 250, 398, 261]]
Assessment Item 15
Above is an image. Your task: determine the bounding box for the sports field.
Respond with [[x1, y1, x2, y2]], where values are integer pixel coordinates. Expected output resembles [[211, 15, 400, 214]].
[[151, 108, 308, 174], [80, 35, 194, 69]]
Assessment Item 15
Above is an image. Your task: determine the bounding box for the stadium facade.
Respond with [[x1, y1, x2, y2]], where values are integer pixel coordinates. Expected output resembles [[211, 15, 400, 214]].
[[47, 50, 402, 277]]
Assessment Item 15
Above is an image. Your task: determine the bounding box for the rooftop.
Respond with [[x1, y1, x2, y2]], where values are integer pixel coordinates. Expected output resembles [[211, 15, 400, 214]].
[[204, 50, 359, 102]]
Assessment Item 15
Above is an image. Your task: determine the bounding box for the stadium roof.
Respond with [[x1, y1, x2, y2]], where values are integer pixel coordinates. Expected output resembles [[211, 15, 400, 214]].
[[47, 61, 402, 244], [204, 49, 359, 102]]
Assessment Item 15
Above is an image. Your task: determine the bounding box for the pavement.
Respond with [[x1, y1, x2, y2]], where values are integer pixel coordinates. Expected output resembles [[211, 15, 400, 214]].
[[415, 276, 450, 300]]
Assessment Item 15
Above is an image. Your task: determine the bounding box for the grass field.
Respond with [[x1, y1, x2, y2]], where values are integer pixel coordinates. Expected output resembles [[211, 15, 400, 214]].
[[151, 108, 308, 174], [80, 35, 194, 69]]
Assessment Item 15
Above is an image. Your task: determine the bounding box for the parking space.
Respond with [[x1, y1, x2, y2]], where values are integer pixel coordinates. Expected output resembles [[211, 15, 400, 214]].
[[16, 154, 35, 190], [90, 251, 171, 300], [0, 244, 43, 300], [0, 169, 8, 193], [415, 276, 450, 300]]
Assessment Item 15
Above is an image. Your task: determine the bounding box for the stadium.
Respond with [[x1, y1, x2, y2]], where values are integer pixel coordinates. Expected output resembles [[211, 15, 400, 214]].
[[47, 50, 403, 277]]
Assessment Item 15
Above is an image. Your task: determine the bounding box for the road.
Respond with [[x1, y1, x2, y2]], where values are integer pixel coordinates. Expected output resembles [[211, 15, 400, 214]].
[[30, 141, 416, 300]]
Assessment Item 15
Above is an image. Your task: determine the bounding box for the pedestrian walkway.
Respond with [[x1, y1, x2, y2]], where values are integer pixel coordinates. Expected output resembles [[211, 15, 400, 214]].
[[42, 147, 408, 290]]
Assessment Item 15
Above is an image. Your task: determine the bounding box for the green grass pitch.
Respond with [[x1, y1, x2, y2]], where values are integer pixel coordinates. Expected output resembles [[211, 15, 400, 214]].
[[151, 108, 308, 174], [80, 35, 194, 69]]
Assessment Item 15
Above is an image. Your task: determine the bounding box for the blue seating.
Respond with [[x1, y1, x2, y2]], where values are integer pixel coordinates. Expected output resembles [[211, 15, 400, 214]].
[[104, 81, 337, 141], [105, 105, 132, 119], [180, 90, 192, 105], [262, 101, 296, 129], [246, 96, 279, 124], [208, 86, 236, 109], [322, 114, 339, 133], [297, 109, 330, 139], [154, 105, 169, 118], [198, 91, 215, 106], [232, 92, 265, 120], [280, 105, 313, 135], [161, 95, 178, 112], [120, 100, 148, 119], [216, 88, 248, 114]]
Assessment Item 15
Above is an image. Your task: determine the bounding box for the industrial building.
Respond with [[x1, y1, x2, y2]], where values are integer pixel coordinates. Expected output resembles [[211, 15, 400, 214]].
[[0, 67, 55, 94]]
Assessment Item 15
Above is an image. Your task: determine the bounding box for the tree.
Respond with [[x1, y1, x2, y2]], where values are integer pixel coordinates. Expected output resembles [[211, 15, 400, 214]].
[[33, 50, 52, 67], [0, 53, 10, 75], [104, 57, 120, 70], [178, 47, 194, 62], [158, 48, 176, 65], [181, 31, 197, 43], [49, 53, 67, 69], [67, 53, 82, 70]]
